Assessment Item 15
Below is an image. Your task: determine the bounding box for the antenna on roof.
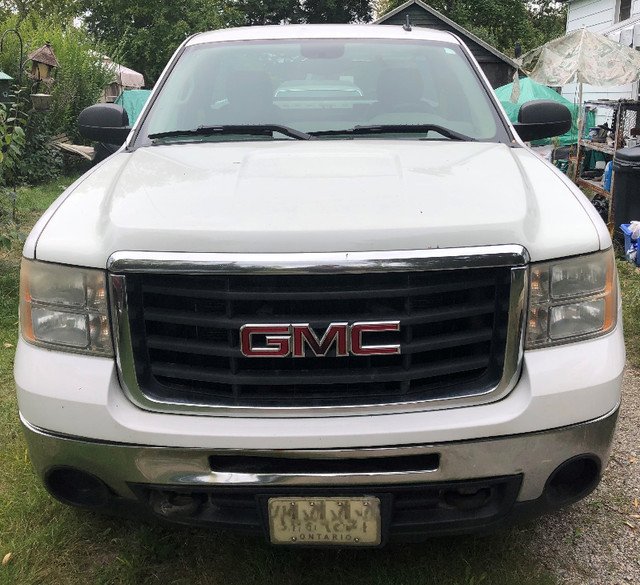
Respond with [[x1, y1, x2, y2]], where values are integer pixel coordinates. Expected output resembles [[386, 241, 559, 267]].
[[403, 15, 412, 32]]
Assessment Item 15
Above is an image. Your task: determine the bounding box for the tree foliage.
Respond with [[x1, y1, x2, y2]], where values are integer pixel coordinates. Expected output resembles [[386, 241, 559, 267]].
[[376, 0, 567, 55], [302, 0, 372, 23], [0, 14, 114, 141], [233, 0, 372, 25], [233, 0, 299, 25], [81, 0, 238, 85], [1, 0, 82, 24], [81, 0, 373, 78], [0, 13, 112, 187], [0, 93, 26, 248], [525, 0, 568, 49]]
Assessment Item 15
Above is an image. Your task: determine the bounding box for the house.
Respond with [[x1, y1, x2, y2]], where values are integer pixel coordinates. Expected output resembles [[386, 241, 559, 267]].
[[562, 0, 640, 103], [374, 0, 518, 88]]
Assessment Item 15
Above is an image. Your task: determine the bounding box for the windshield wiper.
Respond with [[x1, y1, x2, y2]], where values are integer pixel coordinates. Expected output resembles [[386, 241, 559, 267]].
[[309, 124, 476, 142], [148, 124, 313, 141]]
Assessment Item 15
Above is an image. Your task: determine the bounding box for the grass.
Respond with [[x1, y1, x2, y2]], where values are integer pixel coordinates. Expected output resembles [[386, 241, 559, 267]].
[[3, 175, 640, 585], [617, 259, 640, 364]]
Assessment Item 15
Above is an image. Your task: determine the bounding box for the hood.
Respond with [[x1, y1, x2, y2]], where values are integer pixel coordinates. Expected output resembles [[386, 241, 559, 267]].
[[31, 140, 603, 267]]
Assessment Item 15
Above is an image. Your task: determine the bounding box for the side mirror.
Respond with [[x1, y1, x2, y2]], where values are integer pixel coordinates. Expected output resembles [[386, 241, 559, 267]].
[[512, 100, 572, 142], [78, 104, 131, 145]]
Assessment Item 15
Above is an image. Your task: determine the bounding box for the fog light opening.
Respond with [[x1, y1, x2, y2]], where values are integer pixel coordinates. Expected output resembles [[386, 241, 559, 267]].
[[149, 491, 204, 518], [546, 455, 601, 506], [442, 486, 492, 511], [45, 467, 110, 508]]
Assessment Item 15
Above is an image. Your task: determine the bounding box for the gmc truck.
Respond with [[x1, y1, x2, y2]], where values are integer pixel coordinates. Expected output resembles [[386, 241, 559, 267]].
[[15, 24, 625, 547]]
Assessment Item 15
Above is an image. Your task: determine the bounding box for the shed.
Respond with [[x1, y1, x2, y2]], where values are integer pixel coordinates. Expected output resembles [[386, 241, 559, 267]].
[[101, 56, 145, 102], [375, 0, 518, 88]]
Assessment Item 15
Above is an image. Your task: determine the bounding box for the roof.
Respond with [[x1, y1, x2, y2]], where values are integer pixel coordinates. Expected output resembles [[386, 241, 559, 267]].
[[102, 56, 145, 88], [374, 0, 517, 68], [599, 13, 640, 36], [27, 42, 60, 68], [188, 23, 460, 46], [0, 71, 12, 81]]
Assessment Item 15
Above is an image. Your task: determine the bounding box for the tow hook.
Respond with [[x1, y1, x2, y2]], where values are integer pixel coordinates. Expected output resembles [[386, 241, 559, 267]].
[[150, 491, 202, 518]]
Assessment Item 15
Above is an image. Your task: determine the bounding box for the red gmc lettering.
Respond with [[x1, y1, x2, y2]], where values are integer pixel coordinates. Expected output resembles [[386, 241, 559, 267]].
[[240, 322, 401, 357], [240, 325, 290, 357], [351, 321, 401, 355], [292, 323, 349, 357]]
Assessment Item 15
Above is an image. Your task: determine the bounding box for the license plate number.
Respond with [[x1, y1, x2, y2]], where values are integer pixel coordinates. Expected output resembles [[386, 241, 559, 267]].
[[267, 496, 381, 546]]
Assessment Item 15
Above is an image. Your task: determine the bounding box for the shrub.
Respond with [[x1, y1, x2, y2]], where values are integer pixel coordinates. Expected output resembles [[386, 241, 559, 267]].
[[0, 93, 27, 249], [16, 116, 63, 185], [0, 14, 113, 184], [0, 15, 114, 140], [0, 92, 27, 187]]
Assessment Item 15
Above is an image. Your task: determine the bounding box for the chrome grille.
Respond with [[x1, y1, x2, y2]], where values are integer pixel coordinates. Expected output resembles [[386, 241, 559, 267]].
[[113, 258, 524, 412]]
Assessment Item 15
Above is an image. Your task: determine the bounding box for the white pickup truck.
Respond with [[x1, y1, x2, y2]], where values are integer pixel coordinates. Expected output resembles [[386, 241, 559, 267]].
[[15, 24, 625, 547]]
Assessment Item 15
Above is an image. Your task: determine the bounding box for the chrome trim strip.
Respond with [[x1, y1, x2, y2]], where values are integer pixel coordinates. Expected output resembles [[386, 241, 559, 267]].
[[21, 406, 619, 502], [108, 246, 529, 274], [108, 247, 528, 418]]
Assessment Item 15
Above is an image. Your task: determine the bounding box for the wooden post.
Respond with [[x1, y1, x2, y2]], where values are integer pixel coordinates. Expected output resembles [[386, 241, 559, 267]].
[[572, 82, 584, 182]]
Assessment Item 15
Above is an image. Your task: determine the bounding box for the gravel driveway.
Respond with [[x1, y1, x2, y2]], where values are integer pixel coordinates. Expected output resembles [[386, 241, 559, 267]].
[[524, 365, 639, 584]]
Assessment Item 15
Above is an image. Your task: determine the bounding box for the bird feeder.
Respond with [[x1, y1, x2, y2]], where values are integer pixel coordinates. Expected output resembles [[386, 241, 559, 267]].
[[0, 71, 12, 104], [26, 41, 59, 111], [27, 41, 59, 82]]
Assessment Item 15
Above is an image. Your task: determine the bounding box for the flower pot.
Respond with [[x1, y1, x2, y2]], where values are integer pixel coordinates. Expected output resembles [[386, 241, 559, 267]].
[[31, 93, 52, 111]]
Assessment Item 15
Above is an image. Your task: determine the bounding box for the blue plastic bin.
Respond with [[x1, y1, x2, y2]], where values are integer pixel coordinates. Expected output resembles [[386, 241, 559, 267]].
[[620, 224, 640, 265]]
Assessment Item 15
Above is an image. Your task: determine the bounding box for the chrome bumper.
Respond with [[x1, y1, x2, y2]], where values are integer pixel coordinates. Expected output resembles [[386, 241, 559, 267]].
[[21, 405, 618, 504]]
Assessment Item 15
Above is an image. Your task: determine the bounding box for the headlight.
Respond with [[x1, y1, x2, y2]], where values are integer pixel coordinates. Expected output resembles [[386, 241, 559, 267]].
[[20, 259, 113, 356], [526, 249, 617, 348]]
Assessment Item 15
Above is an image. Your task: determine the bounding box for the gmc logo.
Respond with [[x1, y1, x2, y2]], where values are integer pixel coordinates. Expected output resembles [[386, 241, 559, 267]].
[[240, 322, 401, 358]]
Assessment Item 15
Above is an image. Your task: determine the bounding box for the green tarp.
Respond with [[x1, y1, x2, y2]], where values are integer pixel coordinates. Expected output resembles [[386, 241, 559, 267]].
[[494, 78, 594, 146], [115, 89, 152, 125]]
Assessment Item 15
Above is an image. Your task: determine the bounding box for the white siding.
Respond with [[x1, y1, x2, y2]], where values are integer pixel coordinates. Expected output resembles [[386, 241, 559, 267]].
[[633, 0, 640, 16], [567, 0, 616, 31]]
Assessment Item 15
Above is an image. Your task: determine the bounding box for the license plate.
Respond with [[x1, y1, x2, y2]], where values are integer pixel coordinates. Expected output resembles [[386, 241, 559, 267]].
[[267, 496, 381, 546]]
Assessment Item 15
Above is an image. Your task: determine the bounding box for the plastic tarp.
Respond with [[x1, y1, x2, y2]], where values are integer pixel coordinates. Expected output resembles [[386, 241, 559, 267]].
[[494, 77, 595, 146], [521, 28, 640, 87], [114, 89, 152, 125], [102, 56, 145, 89]]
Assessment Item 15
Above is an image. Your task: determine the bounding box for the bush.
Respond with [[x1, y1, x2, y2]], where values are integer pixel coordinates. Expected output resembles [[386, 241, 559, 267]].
[[0, 93, 27, 248], [0, 92, 27, 187], [1, 15, 114, 139], [16, 116, 63, 185], [0, 15, 113, 183]]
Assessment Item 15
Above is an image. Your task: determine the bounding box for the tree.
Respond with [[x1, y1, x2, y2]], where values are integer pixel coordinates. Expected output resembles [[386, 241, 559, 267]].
[[526, 0, 567, 49], [82, 0, 373, 83], [302, 0, 373, 23], [376, 0, 567, 55], [233, 0, 373, 25], [81, 0, 237, 85], [234, 0, 300, 25], [1, 0, 83, 24]]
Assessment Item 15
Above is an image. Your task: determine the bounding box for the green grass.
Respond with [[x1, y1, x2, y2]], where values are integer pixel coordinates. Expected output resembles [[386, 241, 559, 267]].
[[4, 176, 639, 585], [617, 258, 640, 364]]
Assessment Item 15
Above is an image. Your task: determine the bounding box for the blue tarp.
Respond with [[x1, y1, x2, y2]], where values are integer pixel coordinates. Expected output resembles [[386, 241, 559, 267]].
[[115, 89, 152, 125]]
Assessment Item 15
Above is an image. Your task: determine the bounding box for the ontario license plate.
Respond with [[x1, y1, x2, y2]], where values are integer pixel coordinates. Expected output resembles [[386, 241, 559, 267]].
[[267, 496, 381, 546]]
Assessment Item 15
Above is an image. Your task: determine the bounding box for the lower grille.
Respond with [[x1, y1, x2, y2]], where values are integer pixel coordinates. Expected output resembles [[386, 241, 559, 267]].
[[132, 476, 524, 540], [115, 258, 524, 412]]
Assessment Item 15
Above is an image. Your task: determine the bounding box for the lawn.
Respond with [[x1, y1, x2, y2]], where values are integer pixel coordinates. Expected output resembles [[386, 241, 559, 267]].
[[1, 175, 637, 585]]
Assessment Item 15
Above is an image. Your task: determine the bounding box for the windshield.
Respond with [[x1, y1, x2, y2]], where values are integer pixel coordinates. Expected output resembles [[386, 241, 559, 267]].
[[138, 38, 506, 144]]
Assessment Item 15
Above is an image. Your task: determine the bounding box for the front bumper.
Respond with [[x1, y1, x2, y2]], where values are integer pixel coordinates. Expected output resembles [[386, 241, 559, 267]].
[[21, 405, 619, 541]]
